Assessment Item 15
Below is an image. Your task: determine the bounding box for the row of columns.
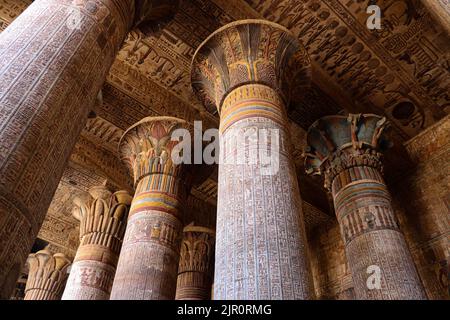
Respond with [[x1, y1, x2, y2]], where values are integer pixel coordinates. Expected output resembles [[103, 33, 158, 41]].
[[0, 8, 427, 300], [23, 214, 214, 300], [22, 113, 428, 301], [0, 0, 178, 299]]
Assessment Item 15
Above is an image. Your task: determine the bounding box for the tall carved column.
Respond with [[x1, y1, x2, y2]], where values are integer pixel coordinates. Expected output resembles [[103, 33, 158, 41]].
[[62, 186, 132, 300], [24, 250, 71, 300], [191, 20, 314, 299], [0, 0, 178, 298], [304, 114, 427, 300], [110, 117, 192, 300], [176, 225, 215, 300]]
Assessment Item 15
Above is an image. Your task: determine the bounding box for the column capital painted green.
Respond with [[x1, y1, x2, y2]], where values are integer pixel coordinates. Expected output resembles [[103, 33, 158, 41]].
[[304, 114, 391, 189]]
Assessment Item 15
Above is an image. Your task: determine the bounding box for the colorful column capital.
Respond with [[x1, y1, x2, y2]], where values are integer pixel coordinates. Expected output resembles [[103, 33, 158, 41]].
[[62, 187, 131, 300], [304, 114, 426, 299], [191, 19, 311, 115], [304, 114, 391, 189], [119, 116, 192, 187], [178, 224, 215, 276], [111, 116, 193, 300]]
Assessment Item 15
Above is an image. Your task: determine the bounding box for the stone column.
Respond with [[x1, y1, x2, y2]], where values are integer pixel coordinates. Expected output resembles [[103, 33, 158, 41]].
[[110, 116, 192, 300], [62, 186, 132, 300], [191, 20, 314, 300], [304, 114, 427, 300], [421, 0, 450, 34], [176, 225, 215, 300], [0, 0, 178, 298], [24, 250, 71, 300]]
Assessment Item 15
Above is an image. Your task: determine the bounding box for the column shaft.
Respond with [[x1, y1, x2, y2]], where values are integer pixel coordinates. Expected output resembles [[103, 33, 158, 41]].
[[191, 19, 315, 300], [332, 165, 426, 299], [421, 0, 450, 34], [0, 0, 134, 298], [216, 84, 313, 299], [305, 114, 427, 300], [111, 176, 183, 299]]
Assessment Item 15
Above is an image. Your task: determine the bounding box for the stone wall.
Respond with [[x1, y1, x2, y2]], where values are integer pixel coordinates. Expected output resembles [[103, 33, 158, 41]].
[[393, 115, 450, 300], [308, 221, 354, 300]]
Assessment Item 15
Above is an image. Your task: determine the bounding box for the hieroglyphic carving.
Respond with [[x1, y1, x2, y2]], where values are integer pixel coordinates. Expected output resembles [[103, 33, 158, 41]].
[[0, 0, 32, 23], [2, 0, 447, 301], [302, 201, 334, 234], [394, 115, 450, 299], [38, 166, 114, 259], [421, 0, 450, 34], [245, 0, 449, 137], [83, 117, 124, 155], [0, 0, 136, 298], [192, 19, 315, 300], [106, 62, 218, 129], [70, 135, 133, 191], [191, 19, 311, 116]]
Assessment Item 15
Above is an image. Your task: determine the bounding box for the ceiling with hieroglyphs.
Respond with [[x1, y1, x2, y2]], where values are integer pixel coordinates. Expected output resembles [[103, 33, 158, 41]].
[[0, 0, 448, 256]]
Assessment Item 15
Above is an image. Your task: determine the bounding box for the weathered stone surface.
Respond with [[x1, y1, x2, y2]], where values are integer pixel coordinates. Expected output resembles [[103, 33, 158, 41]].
[[0, 0, 135, 298], [421, 0, 450, 34], [393, 115, 450, 299], [0, 0, 448, 301]]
